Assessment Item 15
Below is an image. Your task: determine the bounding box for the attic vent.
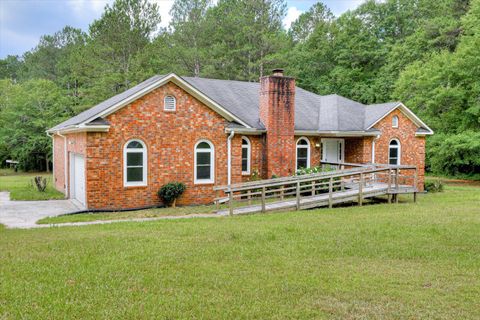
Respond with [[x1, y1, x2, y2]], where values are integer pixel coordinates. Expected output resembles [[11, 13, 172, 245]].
[[164, 95, 176, 111]]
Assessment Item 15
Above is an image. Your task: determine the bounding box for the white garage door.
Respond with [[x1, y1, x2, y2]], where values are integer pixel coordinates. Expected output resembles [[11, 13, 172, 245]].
[[70, 153, 86, 206]]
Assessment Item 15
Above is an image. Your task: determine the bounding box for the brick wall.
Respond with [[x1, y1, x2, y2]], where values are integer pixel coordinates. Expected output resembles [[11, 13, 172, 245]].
[[84, 82, 231, 210], [345, 137, 373, 164], [372, 109, 425, 191]]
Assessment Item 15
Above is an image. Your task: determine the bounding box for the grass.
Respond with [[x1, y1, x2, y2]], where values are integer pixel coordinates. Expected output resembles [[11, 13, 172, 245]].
[[0, 168, 64, 200], [38, 204, 218, 224], [1, 185, 479, 319]]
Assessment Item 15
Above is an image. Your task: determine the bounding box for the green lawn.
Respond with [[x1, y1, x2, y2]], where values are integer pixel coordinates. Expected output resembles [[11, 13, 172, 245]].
[[0, 169, 64, 200], [38, 204, 219, 224], [1, 185, 479, 319]]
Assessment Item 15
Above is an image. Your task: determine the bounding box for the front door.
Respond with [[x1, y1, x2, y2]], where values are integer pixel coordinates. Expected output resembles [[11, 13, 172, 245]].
[[322, 139, 344, 164]]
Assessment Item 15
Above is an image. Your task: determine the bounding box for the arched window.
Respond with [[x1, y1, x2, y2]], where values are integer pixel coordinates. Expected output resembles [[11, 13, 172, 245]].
[[389, 139, 400, 165], [392, 115, 399, 128], [241, 137, 251, 175], [194, 140, 214, 184], [164, 95, 176, 111], [124, 139, 147, 186], [296, 137, 310, 170]]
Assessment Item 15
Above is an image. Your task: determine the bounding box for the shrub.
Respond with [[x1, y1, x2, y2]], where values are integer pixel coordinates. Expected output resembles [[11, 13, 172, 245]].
[[427, 132, 480, 177], [296, 165, 334, 176], [424, 179, 444, 193], [158, 182, 186, 208], [33, 176, 47, 192]]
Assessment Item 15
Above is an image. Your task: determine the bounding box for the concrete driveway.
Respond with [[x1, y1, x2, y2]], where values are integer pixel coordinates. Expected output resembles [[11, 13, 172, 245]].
[[0, 192, 84, 229]]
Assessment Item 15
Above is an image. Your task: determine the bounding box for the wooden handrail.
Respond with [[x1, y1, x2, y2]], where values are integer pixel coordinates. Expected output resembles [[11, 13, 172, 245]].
[[215, 164, 417, 193], [215, 162, 419, 216]]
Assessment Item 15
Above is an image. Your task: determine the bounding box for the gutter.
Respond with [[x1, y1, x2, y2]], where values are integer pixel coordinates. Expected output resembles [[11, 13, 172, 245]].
[[227, 130, 235, 185], [47, 124, 110, 135]]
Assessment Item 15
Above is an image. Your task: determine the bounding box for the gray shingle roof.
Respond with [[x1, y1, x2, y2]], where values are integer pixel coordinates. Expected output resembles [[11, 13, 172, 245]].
[[49, 74, 405, 133]]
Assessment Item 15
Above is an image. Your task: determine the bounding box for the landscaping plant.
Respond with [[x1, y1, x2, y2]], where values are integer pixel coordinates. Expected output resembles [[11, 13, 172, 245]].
[[158, 182, 186, 208], [33, 176, 47, 192]]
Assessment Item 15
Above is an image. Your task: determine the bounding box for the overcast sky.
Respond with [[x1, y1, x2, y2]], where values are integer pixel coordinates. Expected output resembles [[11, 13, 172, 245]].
[[0, 0, 364, 58]]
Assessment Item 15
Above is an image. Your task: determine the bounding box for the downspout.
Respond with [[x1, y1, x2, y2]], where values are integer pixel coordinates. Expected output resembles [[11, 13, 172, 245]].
[[372, 135, 380, 164], [227, 130, 235, 186], [57, 132, 69, 199]]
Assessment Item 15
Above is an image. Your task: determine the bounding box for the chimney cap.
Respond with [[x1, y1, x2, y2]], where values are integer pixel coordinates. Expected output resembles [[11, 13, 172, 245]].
[[272, 68, 284, 76]]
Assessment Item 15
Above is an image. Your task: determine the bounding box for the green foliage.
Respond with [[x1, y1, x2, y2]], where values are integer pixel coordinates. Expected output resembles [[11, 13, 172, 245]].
[[427, 132, 480, 176], [424, 179, 445, 193], [0, 79, 72, 171], [158, 182, 186, 206], [296, 165, 334, 176]]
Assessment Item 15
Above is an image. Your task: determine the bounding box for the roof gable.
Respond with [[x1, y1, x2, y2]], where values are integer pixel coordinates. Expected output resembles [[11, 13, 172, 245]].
[[366, 102, 433, 135]]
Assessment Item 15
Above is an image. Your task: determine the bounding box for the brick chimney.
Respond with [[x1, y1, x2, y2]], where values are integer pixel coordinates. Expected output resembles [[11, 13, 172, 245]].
[[259, 69, 296, 178]]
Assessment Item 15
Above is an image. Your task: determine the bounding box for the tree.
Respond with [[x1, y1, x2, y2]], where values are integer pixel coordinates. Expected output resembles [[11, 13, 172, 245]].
[[289, 2, 333, 43], [167, 0, 212, 77], [205, 0, 288, 80], [0, 80, 72, 171], [75, 0, 162, 104], [0, 55, 23, 82]]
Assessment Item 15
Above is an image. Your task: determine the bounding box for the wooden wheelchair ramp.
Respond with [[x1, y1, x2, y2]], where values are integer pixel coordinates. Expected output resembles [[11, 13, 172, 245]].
[[214, 163, 419, 216]]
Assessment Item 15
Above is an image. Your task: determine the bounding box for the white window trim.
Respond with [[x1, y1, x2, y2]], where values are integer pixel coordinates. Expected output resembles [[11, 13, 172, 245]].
[[392, 115, 399, 128], [241, 136, 251, 175], [194, 139, 215, 184], [388, 139, 401, 165], [124, 139, 148, 187], [296, 137, 311, 170], [164, 95, 176, 111]]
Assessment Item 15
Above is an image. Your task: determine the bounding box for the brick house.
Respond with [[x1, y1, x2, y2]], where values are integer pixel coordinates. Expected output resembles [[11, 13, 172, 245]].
[[47, 70, 433, 210]]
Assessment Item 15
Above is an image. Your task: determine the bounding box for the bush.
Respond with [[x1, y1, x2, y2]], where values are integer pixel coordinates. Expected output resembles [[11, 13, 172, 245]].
[[427, 132, 480, 177], [158, 182, 186, 208], [424, 179, 444, 193], [296, 165, 334, 176], [33, 176, 47, 192]]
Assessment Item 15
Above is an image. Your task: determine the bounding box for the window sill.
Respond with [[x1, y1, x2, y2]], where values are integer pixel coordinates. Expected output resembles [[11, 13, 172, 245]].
[[124, 184, 148, 189], [242, 172, 251, 176], [164, 109, 176, 112], [194, 180, 215, 185]]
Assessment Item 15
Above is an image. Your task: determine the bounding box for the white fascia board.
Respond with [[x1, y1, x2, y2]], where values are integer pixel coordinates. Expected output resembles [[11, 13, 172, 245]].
[[415, 132, 434, 136], [225, 127, 266, 135], [52, 125, 110, 135], [366, 102, 434, 134], [81, 73, 251, 129]]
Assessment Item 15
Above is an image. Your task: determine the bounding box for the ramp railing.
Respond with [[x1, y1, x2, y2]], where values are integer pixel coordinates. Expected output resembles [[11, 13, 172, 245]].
[[214, 162, 418, 216]]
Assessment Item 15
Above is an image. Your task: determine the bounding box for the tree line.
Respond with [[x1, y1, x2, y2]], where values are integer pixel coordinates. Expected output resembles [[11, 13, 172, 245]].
[[0, 0, 479, 177]]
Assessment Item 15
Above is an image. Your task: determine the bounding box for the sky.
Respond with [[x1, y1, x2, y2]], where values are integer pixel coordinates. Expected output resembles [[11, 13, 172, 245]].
[[0, 0, 364, 58]]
